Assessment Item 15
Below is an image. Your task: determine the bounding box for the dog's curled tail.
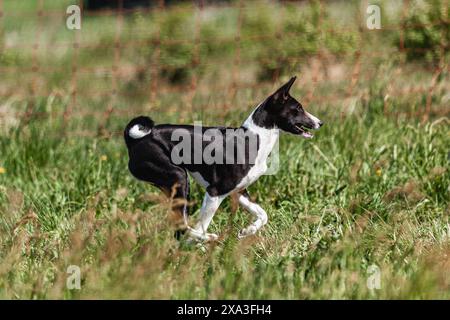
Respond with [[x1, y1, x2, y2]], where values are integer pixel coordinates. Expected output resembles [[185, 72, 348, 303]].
[[124, 116, 155, 141]]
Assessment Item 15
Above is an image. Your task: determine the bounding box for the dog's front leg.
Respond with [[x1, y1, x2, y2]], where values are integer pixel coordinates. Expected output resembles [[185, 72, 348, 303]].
[[237, 194, 268, 239], [187, 193, 225, 242]]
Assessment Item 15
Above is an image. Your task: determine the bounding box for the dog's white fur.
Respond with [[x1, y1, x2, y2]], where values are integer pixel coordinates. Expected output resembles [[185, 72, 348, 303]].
[[306, 111, 322, 129], [128, 124, 151, 139], [237, 194, 268, 238]]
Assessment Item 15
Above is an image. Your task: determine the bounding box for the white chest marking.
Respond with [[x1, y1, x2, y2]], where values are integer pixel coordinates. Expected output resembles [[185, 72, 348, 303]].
[[235, 108, 279, 190]]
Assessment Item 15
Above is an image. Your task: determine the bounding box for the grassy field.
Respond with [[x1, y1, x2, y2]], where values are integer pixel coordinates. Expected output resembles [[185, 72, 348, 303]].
[[0, 0, 449, 299]]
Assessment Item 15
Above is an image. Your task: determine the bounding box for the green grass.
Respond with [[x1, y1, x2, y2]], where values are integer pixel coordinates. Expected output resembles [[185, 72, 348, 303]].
[[0, 0, 449, 299], [0, 101, 448, 299]]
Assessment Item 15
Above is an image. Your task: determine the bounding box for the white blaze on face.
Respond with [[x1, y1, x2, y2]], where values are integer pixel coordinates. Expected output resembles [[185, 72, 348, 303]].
[[305, 111, 322, 129], [128, 124, 151, 139]]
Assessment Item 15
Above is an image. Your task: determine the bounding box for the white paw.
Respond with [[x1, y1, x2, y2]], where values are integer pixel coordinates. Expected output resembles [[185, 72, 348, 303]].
[[238, 225, 257, 239], [187, 228, 219, 242], [205, 233, 218, 242]]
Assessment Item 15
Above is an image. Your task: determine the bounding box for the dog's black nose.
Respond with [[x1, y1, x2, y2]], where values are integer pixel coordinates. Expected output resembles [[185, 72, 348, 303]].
[[318, 121, 324, 127]]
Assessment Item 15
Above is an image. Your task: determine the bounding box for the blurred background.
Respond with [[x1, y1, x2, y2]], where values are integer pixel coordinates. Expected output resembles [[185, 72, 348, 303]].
[[0, 0, 448, 134]]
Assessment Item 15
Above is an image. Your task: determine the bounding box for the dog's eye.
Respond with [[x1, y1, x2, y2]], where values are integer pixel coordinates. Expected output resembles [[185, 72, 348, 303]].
[[291, 107, 301, 116]]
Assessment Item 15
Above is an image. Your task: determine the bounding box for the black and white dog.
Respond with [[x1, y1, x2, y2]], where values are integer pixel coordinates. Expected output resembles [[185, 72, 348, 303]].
[[124, 76, 323, 241]]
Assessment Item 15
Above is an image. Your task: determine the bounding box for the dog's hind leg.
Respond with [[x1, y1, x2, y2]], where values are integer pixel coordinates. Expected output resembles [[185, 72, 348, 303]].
[[187, 193, 226, 242], [237, 191, 268, 239], [129, 161, 191, 236], [168, 172, 192, 239]]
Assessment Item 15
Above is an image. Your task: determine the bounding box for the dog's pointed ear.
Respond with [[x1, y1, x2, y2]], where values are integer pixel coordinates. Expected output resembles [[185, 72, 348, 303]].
[[272, 76, 297, 101]]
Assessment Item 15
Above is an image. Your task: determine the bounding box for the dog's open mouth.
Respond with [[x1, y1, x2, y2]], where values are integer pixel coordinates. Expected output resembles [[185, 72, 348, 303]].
[[295, 125, 313, 138]]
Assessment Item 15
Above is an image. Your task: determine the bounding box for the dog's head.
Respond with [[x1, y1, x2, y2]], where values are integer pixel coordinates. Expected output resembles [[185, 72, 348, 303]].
[[257, 76, 323, 138]]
